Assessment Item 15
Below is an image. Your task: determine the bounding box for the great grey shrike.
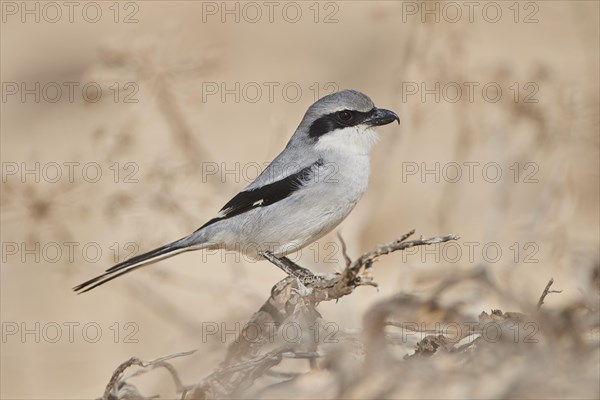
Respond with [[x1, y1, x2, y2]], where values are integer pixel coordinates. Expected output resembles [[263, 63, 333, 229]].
[[74, 89, 399, 293]]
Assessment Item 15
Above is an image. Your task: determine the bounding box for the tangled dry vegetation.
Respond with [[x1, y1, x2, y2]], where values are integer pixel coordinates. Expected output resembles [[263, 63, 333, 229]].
[[101, 231, 599, 400]]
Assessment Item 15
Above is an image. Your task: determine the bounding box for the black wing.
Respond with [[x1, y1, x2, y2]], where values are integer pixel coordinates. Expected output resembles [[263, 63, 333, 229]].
[[197, 159, 323, 230]]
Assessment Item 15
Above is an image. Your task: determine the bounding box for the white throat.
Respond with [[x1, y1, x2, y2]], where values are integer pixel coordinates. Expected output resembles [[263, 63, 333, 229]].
[[314, 126, 379, 156]]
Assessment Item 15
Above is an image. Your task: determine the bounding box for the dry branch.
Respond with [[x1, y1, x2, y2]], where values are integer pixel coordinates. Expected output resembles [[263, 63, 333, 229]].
[[99, 259, 584, 400], [536, 277, 562, 310], [103, 350, 196, 400], [102, 230, 462, 399]]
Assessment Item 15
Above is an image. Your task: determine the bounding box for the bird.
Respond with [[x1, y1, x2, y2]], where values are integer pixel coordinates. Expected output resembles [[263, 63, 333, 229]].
[[73, 89, 399, 293]]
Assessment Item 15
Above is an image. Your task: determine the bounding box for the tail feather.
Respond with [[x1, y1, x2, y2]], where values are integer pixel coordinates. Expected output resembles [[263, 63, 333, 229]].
[[73, 238, 193, 294]]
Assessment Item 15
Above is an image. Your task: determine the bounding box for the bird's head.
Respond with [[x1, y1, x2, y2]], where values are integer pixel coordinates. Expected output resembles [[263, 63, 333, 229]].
[[293, 89, 399, 155]]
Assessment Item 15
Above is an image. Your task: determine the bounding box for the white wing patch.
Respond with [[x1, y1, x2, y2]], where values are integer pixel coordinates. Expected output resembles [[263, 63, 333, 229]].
[[215, 209, 230, 219]]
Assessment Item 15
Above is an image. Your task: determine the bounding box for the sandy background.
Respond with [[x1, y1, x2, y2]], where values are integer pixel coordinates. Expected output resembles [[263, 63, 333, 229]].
[[1, 1, 599, 398]]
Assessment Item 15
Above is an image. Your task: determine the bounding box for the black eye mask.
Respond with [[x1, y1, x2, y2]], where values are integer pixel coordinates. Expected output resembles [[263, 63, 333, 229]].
[[308, 108, 377, 139]]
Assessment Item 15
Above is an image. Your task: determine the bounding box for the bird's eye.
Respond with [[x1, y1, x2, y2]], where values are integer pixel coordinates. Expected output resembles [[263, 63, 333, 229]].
[[337, 110, 353, 123]]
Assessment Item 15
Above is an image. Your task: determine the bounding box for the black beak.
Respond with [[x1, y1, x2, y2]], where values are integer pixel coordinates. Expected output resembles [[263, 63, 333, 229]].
[[365, 108, 400, 127]]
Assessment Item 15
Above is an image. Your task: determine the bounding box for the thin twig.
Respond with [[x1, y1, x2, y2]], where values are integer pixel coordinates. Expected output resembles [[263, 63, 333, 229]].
[[349, 231, 459, 274], [103, 350, 196, 400], [337, 231, 352, 268], [536, 278, 562, 310], [327, 231, 459, 297]]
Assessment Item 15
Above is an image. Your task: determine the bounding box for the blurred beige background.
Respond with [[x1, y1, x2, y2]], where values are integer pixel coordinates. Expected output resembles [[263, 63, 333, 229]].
[[1, 1, 598, 398]]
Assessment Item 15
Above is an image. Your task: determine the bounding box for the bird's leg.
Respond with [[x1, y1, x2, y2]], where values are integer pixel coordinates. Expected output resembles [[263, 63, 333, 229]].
[[261, 251, 316, 282], [261, 251, 295, 275], [280, 256, 315, 279]]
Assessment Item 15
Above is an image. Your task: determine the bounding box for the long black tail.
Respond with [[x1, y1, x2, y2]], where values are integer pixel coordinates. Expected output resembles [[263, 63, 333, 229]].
[[73, 238, 194, 294]]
